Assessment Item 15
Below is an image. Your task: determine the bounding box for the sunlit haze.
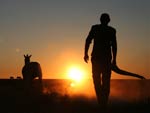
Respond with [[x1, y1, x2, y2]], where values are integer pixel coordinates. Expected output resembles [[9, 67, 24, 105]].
[[0, 0, 149, 79]]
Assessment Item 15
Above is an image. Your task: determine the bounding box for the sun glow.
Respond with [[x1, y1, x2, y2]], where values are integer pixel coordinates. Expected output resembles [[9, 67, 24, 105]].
[[67, 66, 85, 82]]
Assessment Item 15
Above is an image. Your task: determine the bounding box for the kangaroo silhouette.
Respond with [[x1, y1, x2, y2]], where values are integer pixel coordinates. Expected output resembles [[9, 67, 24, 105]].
[[22, 54, 42, 85]]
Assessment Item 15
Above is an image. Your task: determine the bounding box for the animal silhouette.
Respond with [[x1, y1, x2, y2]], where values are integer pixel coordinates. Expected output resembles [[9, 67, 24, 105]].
[[22, 54, 42, 85]]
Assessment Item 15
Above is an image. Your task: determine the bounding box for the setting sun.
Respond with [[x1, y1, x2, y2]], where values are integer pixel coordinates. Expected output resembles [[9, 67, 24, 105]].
[[67, 66, 85, 82]]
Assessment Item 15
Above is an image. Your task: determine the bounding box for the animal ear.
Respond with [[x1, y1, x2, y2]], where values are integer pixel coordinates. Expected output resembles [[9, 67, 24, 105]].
[[29, 55, 32, 58], [24, 55, 26, 57]]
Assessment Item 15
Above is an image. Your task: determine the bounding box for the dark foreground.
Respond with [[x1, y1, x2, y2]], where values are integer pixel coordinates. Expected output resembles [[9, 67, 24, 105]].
[[0, 79, 150, 113]]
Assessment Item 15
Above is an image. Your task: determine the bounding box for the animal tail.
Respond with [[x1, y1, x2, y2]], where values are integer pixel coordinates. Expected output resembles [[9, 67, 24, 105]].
[[111, 64, 146, 79]]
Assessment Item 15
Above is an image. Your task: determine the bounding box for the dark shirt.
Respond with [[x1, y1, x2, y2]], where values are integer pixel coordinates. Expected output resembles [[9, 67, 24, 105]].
[[86, 24, 116, 60]]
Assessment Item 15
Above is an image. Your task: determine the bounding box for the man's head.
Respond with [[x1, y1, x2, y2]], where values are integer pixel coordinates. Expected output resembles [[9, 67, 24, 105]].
[[100, 13, 110, 25]]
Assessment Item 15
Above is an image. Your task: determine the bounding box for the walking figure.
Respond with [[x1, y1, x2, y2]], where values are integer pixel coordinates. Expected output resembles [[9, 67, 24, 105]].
[[84, 13, 117, 109]]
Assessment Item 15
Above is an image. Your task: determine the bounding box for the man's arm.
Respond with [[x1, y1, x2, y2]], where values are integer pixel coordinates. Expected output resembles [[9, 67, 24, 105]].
[[112, 30, 117, 65], [84, 26, 94, 63]]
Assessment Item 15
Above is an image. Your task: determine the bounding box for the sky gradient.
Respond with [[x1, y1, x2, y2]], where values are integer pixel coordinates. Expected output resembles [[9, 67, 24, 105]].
[[0, 0, 149, 79]]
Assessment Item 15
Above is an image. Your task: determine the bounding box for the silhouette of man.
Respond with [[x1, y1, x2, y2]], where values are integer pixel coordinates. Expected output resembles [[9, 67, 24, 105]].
[[84, 13, 117, 108]]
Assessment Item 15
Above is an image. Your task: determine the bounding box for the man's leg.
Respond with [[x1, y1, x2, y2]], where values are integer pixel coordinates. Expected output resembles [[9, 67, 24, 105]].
[[101, 63, 111, 108], [92, 60, 102, 104]]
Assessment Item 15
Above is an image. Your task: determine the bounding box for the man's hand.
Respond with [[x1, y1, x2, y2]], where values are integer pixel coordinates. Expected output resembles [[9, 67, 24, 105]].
[[84, 54, 89, 63]]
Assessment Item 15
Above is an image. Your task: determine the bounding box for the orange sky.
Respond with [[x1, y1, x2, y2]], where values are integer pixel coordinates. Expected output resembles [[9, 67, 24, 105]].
[[0, 0, 149, 79]]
